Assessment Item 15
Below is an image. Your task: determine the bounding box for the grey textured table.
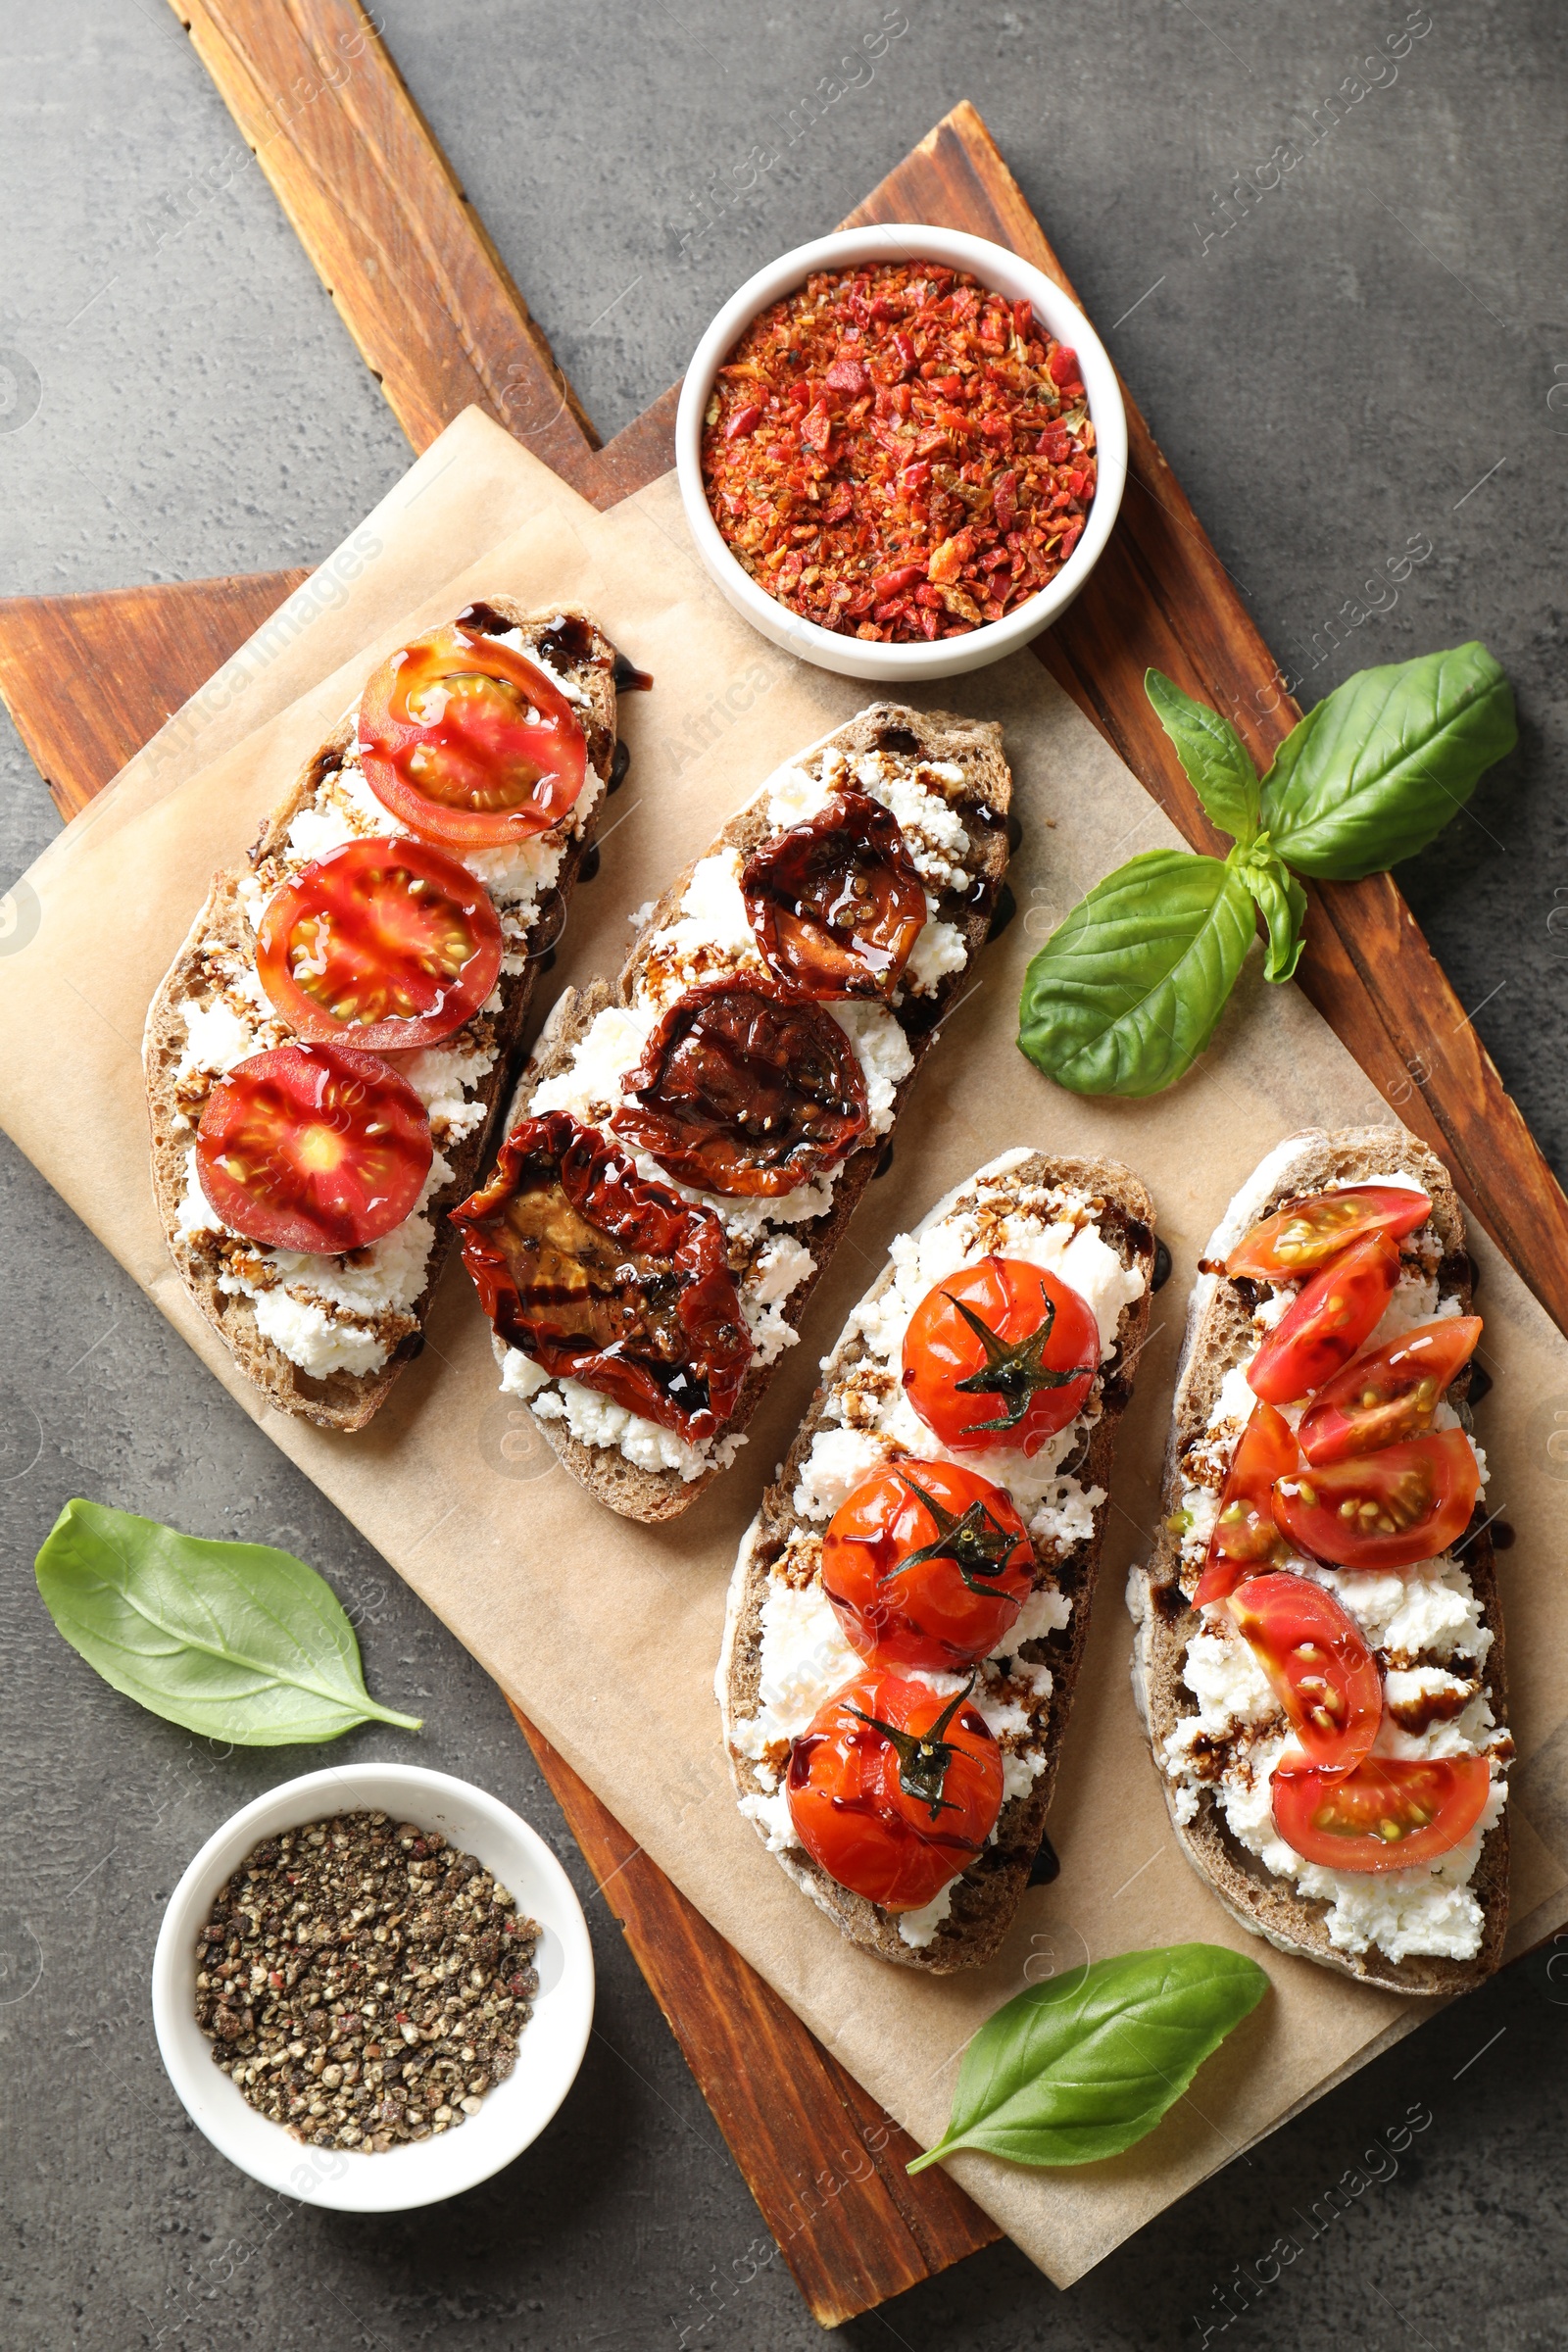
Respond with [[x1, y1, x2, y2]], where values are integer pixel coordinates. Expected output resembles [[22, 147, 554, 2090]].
[[2, 5, 1565, 2346]]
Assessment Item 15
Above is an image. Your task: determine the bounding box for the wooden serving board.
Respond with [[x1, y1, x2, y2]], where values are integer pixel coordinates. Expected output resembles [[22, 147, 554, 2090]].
[[2, 14, 1562, 2324]]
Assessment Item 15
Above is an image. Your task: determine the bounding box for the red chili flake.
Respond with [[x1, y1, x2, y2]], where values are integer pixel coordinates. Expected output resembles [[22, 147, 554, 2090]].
[[701, 261, 1097, 643]]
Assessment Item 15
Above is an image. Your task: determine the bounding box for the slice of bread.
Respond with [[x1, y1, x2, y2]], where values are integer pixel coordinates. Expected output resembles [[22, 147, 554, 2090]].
[[717, 1150, 1157, 1973], [1128, 1125, 1509, 1994], [143, 601, 620, 1432], [488, 702, 1014, 1523]]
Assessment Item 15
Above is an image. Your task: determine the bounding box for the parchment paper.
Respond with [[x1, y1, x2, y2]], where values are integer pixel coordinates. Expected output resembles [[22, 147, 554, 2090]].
[[4, 409, 1566, 2288]]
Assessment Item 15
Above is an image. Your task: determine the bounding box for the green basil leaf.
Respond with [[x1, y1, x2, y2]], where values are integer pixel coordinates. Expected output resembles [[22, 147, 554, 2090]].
[[1145, 668, 1260, 847], [1234, 848, 1308, 984], [1016, 850, 1255, 1098], [907, 1942, 1267, 2173], [34, 1498, 423, 1746], [1260, 642, 1517, 879]]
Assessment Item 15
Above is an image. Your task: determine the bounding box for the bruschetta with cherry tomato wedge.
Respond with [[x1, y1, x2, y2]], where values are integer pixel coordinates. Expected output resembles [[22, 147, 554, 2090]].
[[718, 1148, 1156, 1972], [1128, 1127, 1511, 1994], [143, 601, 633, 1429], [466, 703, 1015, 1522]]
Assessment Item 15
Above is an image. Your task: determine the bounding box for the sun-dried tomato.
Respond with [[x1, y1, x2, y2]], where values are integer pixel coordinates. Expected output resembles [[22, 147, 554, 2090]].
[[611, 975, 870, 1197], [701, 261, 1097, 644], [450, 1110, 752, 1440], [742, 790, 928, 1001]]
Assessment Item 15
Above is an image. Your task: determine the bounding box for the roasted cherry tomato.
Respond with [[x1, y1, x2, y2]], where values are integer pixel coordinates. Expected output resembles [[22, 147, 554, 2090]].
[[1225, 1184, 1431, 1280], [901, 1256, 1100, 1456], [1272, 1430, 1480, 1570], [196, 1043, 432, 1254], [785, 1669, 1003, 1912], [1194, 1401, 1298, 1606], [1298, 1315, 1482, 1465], [1271, 1753, 1493, 1872], [611, 974, 868, 1196], [359, 623, 587, 848], [450, 1110, 752, 1441], [741, 790, 928, 1000], [1248, 1230, 1400, 1404], [1227, 1573, 1383, 1773], [821, 1460, 1035, 1672], [255, 836, 503, 1052]]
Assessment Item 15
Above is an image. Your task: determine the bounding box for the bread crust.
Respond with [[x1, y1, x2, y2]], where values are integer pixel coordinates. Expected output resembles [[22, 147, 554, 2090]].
[[717, 1151, 1157, 1972], [1128, 1125, 1509, 1994], [496, 702, 1014, 1522], [142, 601, 618, 1432]]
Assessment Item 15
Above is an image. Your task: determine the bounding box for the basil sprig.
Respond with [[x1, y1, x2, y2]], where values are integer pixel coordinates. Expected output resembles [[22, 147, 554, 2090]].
[[1018, 643, 1515, 1096], [35, 1498, 423, 1745], [908, 1941, 1267, 2174]]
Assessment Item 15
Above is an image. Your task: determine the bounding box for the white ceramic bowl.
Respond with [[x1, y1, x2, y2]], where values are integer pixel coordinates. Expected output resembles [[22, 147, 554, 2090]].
[[675, 223, 1127, 683], [152, 1762, 594, 2212]]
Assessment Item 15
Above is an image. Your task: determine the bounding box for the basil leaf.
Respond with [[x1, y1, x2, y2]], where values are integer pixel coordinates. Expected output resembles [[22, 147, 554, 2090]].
[[1260, 642, 1517, 879], [1017, 850, 1255, 1097], [908, 1942, 1267, 2173], [34, 1499, 423, 1746], [1145, 668, 1260, 847], [1234, 847, 1307, 983]]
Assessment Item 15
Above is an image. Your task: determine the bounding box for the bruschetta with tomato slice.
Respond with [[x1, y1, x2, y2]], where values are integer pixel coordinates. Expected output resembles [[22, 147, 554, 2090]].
[[143, 602, 627, 1429], [1128, 1126, 1511, 1993], [717, 1147, 1156, 1972]]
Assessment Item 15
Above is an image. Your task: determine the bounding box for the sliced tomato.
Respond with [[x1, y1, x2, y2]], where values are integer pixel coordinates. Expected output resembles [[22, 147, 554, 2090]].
[[255, 836, 503, 1052], [822, 1460, 1035, 1672], [785, 1669, 1003, 1912], [1194, 1401, 1298, 1605], [1248, 1229, 1400, 1404], [1298, 1316, 1483, 1465], [1226, 1184, 1431, 1279], [1272, 1430, 1480, 1569], [901, 1255, 1100, 1456], [449, 1110, 752, 1441], [610, 974, 868, 1196], [196, 1043, 431, 1254], [742, 790, 928, 1000], [359, 623, 587, 848], [1271, 1753, 1493, 1872], [1227, 1573, 1382, 1772]]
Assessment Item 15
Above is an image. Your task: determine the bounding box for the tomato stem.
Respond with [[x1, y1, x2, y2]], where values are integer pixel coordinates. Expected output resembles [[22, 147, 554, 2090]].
[[892, 1471, 1021, 1591], [843, 1673, 978, 1818], [946, 1292, 1094, 1434]]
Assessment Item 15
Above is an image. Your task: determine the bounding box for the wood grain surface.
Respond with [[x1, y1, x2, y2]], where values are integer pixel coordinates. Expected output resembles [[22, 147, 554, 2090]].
[[2, 67, 1562, 2328]]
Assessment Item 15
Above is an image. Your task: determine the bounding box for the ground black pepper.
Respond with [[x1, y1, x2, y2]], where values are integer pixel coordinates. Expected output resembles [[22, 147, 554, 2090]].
[[193, 1810, 539, 2152]]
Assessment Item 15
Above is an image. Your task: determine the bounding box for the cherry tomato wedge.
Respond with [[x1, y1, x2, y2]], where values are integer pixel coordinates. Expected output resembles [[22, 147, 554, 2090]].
[[1226, 1184, 1431, 1280], [1272, 1430, 1481, 1570], [785, 1668, 1003, 1912], [449, 1110, 752, 1442], [255, 836, 503, 1052], [196, 1043, 432, 1254], [1271, 1753, 1493, 1872], [1298, 1315, 1482, 1465], [821, 1460, 1035, 1672], [1248, 1230, 1400, 1404], [901, 1256, 1100, 1456], [741, 789, 928, 1000], [1227, 1573, 1383, 1772], [359, 624, 587, 848], [1194, 1401, 1298, 1605], [611, 974, 868, 1196]]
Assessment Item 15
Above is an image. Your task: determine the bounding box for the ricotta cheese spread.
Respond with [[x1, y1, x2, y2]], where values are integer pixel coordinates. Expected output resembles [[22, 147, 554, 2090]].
[[1146, 1166, 1510, 1965], [511, 731, 994, 1480], [725, 1149, 1147, 1944], [165, 625, 603, 1381]]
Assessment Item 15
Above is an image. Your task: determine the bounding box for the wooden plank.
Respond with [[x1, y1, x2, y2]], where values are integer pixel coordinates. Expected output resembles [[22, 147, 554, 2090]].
[[172, 0, 600, 482], [0, 571, 307, 820], [512, 1711, 1000, 2326]]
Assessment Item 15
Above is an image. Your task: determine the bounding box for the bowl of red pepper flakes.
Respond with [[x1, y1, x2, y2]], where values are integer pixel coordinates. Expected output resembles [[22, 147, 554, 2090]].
[[676, 224, 1126, 681]]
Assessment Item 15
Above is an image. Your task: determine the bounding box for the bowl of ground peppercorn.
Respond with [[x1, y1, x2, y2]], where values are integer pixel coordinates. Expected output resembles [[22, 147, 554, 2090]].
[[152, 1763, 594, 2210], [676, 223, 1127, 681]]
